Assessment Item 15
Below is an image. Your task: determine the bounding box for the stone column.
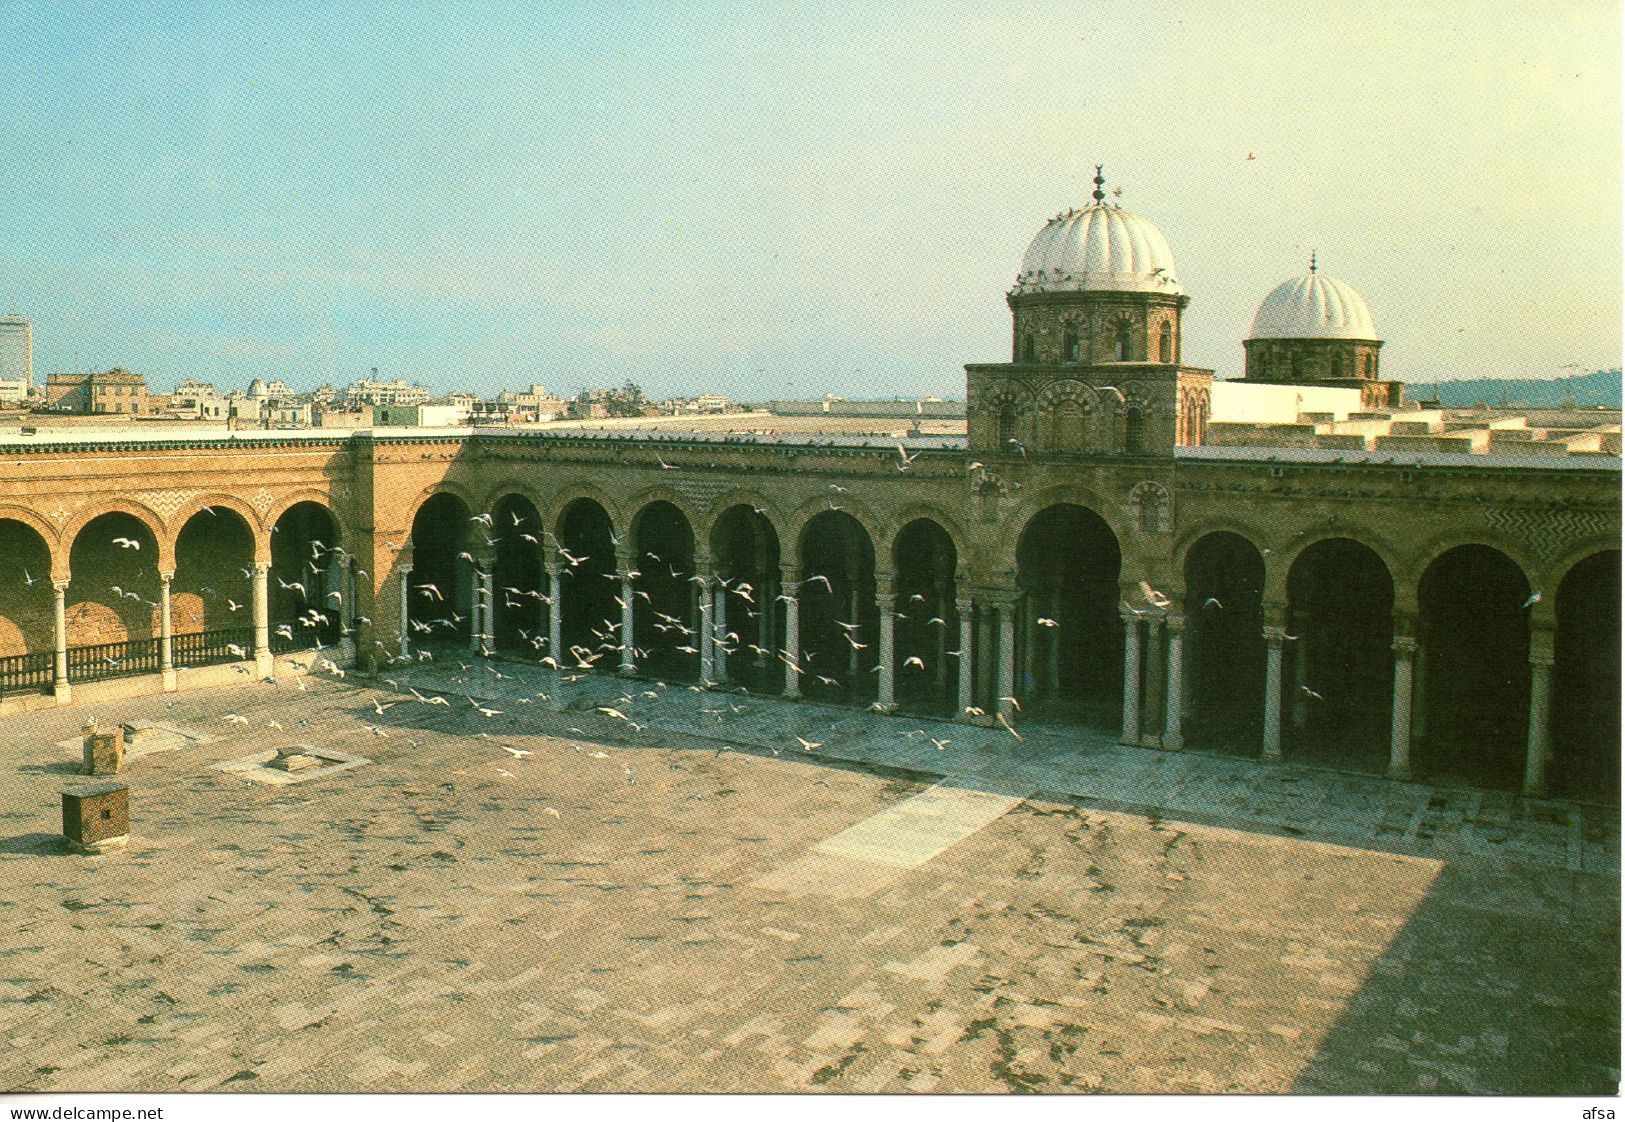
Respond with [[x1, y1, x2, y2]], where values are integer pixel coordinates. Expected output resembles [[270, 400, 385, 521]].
[[1388, 635, 1417, 780], [159, 570, 175, 690], [397, 560, 413, 661], [1163, 614, 1185, 749], [713, 578, 729, 683], [875, 574, 895, 711], [758, 574, 776, 669], [697, 573, 714, 684], [956, 597, 974, 718], [997, 600, 1016, 724], [1120, 608, 1142, 745], [480, 563, 495, 653], [52, 579, 71, 705], [1523, 633, 1556, 798], [977, 606, 997, 711], [338, 559, 357, 665], [619, 558, 636, 673], [252, 562, 273, 679], [326, 552, 349, 661], [781, 565, 801, 699], [466, 560, 484, 654], [1142, 615, 1165, 747], [346, 558, 359, 630], [1262, 625, 1286, 762], [546, 562, 562, 663]]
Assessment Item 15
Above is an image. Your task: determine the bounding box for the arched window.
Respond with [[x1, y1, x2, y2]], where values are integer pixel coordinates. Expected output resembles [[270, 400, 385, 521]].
[[1019, 335, 1036, 363], [1158, 323, 1173, 363], [997, 406, 1017, 448], [1124, 407, 1144, 453], [1114, 321, 1134, 361], [1063, 324, 1080, 362], [1291, 351, 1303, 380], [1365, 353, 1375, 379]]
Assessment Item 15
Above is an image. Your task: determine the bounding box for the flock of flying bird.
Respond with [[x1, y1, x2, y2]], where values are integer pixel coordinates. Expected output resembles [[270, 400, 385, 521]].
[[45, 491, 1550, 770]]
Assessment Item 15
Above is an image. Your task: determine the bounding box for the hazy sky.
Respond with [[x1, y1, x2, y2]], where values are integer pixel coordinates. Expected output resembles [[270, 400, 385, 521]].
[[1, 0, 1618, 397]]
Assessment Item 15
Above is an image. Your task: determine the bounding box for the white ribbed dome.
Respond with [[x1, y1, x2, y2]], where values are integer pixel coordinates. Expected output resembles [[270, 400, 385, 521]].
[[1249, 272, 1379, 341], [1014, 203, 1183, 296]]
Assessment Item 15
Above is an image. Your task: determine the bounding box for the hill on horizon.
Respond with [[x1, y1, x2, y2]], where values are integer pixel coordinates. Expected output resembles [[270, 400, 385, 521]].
[[1407, 369, 1621, 408]]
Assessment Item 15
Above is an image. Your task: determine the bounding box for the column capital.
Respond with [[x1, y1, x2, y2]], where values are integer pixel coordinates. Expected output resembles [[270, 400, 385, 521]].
[[159, 569, 175, 583], [955, 597, 974, 616], [1392, 635, 1418, 656], [52, 578, 70, 594], [1163, 614, 1186, 635], [1529, 647, 1556, 669], [1120, 604, 1150, 625], [874, 572, 895, 598], [1262, 624, 1288, 646], [253, 560, 272, 574], [544, 560, 562, 578]]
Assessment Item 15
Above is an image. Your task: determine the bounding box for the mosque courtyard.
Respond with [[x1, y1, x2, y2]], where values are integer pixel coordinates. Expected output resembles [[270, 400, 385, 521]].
[[0, 661, 1616, 1095]]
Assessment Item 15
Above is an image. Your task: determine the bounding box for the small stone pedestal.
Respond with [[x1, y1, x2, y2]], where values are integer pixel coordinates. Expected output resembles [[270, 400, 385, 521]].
[[81, 724, 124, 776], [121, 721, 163, 747], [62, 783, 129, 854], [267, 746, 322, 772]]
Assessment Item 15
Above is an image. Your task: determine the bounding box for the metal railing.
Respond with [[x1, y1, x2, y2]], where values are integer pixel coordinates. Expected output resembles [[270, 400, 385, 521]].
[[172, 626, 256, 669], [66, 637, 161, 683], [0, 650, 52, 696], [4, 623, 351, 692]]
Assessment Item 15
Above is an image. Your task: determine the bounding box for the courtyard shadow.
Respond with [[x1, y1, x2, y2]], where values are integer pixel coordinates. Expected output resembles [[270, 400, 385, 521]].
[[1291, 859, 1620, 1095], [18, 761, 91, 775], [0, 832, 71, 856]]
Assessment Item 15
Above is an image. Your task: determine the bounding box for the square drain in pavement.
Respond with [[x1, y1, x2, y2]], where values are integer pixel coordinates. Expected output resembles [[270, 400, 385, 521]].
[[212, 744, 370, 785], [55, 722, 216, 762]]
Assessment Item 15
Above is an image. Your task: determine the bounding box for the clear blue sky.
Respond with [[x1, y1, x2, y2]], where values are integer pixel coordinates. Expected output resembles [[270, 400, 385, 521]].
[[1, 0, 1617, 397]]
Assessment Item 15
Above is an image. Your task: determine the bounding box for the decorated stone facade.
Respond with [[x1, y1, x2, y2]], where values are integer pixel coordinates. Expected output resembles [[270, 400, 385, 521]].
[[968, 170, 1214, 457], [0, 178, 1616, 806]]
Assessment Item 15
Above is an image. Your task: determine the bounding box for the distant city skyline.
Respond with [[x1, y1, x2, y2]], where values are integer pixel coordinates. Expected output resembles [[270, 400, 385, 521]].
[[1, 1, 1617, 399]]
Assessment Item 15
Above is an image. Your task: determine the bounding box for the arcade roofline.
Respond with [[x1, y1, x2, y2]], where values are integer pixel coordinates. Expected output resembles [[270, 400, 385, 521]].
[[0, 425, 1616, 476]]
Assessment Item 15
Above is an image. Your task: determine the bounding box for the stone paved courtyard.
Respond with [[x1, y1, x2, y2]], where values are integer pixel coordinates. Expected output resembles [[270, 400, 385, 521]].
[[0, 661, 1616, 1094]]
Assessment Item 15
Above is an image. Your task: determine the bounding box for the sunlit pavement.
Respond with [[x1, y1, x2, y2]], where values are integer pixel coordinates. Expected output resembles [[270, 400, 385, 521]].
[[0, 658, 1615, 1094]]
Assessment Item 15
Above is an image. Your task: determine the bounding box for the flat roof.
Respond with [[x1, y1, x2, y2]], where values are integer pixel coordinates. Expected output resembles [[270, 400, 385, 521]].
[[0, 423, 1616, 471], [1174, 444, 1622, 472]]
